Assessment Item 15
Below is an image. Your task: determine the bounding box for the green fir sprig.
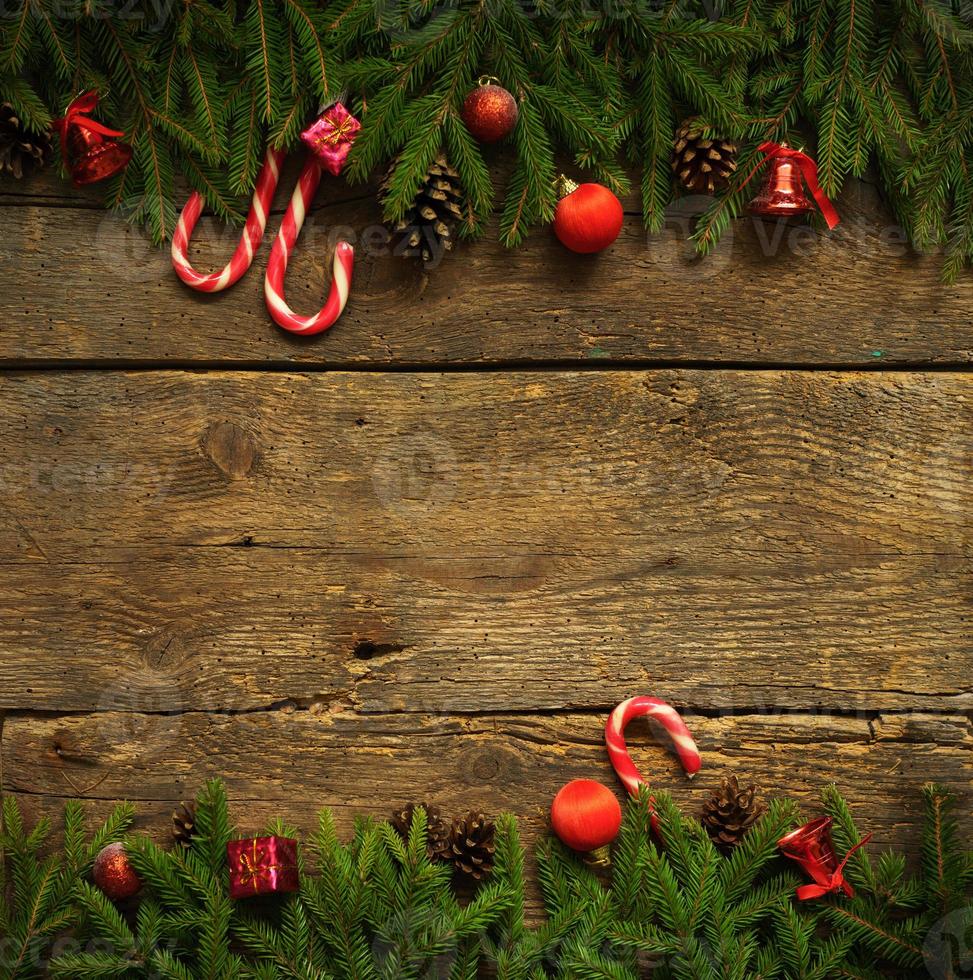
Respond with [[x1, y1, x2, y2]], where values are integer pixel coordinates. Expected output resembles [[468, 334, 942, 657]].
[[3, 0, 973, 277], [0, 779, 969, 977], [0, 797, 135, 980]]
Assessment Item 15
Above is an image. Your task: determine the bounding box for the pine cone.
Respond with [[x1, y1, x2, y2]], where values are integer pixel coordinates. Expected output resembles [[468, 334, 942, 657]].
[[700, 775, 767, 849], [671, 118, 737, 194], [390, 803, 452, 862], [381, 152, 465, 265], [449, 810, 495, 880], [0, 104, 53, 180], [171, 801, 197, 848]]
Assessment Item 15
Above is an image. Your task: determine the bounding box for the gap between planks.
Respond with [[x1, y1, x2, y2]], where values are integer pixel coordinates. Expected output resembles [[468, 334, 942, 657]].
[[0, 705, 969, 722], [0, 359, 971, 373]]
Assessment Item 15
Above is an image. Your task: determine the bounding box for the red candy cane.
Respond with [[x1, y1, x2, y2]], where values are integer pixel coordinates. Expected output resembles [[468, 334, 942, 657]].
[[263, 157, 354, 336], [171, 148, 286, 292], [606, 697, 701, 796]]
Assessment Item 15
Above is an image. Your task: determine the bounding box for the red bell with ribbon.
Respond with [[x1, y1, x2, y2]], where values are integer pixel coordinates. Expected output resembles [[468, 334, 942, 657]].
[[53, 91, 132, 187], [747, 142, 840, 230], [778, 816, 872, 900]]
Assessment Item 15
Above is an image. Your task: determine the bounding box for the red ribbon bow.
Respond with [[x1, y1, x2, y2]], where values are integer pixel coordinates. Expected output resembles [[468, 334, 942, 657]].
[[755, 141, 840, 230], [794, 832, 873, 900], [53, 91, 126, 160]]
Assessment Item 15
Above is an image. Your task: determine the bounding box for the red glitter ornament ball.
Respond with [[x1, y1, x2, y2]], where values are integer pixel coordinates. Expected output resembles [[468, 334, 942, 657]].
[[92, 842, 142, 901], [553, 178, 624, 254], [461, 77, 518, 143]]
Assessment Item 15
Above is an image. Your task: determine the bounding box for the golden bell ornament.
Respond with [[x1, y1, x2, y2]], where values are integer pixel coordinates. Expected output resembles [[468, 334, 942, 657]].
[[747, 144, 815, 219]]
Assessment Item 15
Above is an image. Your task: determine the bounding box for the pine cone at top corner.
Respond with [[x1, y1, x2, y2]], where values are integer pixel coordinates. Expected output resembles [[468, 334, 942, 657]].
[[171, 800, 197, 848], [671, 118, 737, 194], [700, 775, 767, 849], [449, 810, 496, 880], [0, 103, 53, 180], [381, 152, 465, 265], [390, 803, 453, 862]]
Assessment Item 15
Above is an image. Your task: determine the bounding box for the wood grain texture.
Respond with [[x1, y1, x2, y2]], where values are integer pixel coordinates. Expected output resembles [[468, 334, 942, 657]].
[[2, 167, 970, 920], [1, 170, 971, 366], [0, 370, 968, 715], [3, 710, 970, 858]]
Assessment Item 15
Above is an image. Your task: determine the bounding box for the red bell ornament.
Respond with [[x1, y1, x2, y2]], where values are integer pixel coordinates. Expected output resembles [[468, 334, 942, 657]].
[[552, 177, 624, 254], [747, 153, 813, 219], [778, 815, 872, 901], [746, 142, 840, 229], [54, 91, 132, 187]]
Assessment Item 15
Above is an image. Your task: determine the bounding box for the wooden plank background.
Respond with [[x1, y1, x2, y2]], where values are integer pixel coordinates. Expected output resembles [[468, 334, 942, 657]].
[[2, 169, 972, 367], [0, 171, 970, 878]]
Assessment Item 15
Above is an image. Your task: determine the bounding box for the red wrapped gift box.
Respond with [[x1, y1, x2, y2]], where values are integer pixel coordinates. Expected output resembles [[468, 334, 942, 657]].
[[227, 836, 299, 900], [299, 102, 361, 177]]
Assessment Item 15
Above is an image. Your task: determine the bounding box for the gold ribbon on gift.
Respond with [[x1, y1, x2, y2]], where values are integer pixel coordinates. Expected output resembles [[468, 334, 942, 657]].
[[238, 840, 284, 893], [314, 115, 357, 148]]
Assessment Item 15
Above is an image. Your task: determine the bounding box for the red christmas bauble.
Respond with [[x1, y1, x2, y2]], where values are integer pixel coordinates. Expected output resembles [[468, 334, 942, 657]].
[[461, 79, 518, 143], [551, 779, 622, 853], [92, 843, 142, 901], [553, 181, 624, 254]]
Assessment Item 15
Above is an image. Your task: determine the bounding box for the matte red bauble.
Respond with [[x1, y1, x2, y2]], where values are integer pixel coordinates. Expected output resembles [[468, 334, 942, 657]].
[[92, 842, 142, 901], [551, 780, 622, 858], [461, 76, 518, 143], [553, 178, 624, 254]]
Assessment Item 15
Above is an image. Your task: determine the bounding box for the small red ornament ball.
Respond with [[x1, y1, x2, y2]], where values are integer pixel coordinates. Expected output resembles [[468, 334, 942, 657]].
[[92, 843, 142, 901], [461, 81, 518, 143], [551, 779, 622, 853], [553, 182, 624, 254]]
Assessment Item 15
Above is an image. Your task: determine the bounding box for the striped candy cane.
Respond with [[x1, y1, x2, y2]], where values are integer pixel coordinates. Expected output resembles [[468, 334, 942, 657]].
[[606, 697, 701, 796], [263, 156, 354, 336], [171, 148, 286, 292]]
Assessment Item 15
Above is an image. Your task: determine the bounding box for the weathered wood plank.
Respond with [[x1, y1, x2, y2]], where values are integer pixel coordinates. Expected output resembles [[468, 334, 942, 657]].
[[4, 711, 971, 857], [0, 370, 968, 714], [1, 172, 970, 366]]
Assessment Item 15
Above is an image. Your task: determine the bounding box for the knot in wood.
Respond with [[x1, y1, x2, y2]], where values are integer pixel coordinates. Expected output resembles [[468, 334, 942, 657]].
[[201, 421, 257, 479]]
